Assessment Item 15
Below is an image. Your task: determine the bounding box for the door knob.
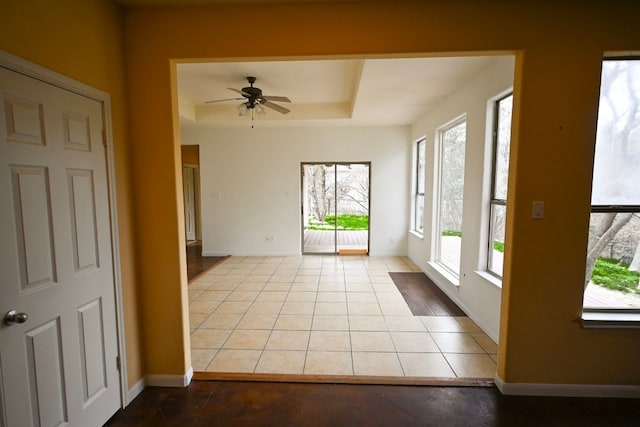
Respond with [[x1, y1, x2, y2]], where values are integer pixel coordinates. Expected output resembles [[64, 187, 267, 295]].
[[3, 309, 28, 326]]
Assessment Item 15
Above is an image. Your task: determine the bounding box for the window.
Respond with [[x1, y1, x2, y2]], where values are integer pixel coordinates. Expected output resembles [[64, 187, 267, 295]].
[[583, 58, 640, 311], [414, 139, 426, 234], [488, 93, 513, 277], [436, 119, 466, 276]]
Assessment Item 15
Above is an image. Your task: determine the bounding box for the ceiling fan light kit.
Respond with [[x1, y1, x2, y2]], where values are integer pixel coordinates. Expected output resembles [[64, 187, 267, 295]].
[[206, 76, 291, 126]]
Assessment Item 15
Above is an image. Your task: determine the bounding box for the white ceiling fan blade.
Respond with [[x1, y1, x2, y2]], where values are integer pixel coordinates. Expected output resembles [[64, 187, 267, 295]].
[[204, 97, 244, 104], [263, 101, 290, 114], [262, 95, 291, 103]]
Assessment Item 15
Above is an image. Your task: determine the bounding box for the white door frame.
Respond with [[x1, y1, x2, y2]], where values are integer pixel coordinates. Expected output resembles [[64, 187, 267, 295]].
[[0, 50, 128, 406]]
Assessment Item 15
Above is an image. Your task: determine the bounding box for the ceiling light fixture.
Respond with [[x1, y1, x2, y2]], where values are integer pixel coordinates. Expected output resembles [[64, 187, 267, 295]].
[[204, 76, 292, 128]]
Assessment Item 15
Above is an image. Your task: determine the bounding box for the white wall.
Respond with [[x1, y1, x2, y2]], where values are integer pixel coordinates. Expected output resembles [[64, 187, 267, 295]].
[[408, 56, 515, 342], [182, 126, 411, 257]]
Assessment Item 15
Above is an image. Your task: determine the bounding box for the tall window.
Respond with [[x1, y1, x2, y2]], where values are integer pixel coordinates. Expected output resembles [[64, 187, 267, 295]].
[[583, 58, 640, 310], [437, 119, 466, 276], [415, 139, 426, 233], [488, 94, 513, 277]]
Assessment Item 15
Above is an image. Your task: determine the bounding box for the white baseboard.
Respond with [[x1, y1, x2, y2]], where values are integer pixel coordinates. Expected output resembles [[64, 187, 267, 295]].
[[126, 378, 146, 405], [201, 251, 301, 257], [495, 374, 640, 398], [145, 368, 193, 388], [367, 251, 406, 257]]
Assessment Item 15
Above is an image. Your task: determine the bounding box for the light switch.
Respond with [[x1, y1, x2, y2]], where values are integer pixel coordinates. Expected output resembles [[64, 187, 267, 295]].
[[532, 201, 544, 219]]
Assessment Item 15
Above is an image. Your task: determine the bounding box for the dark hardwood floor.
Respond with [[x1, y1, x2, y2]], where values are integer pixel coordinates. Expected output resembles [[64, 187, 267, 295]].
[[186, 241, 227, 282], [105, 380, 640, 426], [389, 272, 466, 316]]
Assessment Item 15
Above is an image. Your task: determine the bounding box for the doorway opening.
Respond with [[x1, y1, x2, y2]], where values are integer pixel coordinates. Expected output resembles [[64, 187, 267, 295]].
[[301, 162, 370, 255]]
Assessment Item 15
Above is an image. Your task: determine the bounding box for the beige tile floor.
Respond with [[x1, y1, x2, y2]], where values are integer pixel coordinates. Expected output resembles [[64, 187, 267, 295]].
[[189, 255, 498, 378]]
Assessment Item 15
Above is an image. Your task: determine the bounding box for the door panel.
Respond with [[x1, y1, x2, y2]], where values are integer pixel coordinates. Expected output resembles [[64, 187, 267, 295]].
[[335, 164, 369, 254], [302, 164, 336, 254], [10, 165, 57, 289], [77, 299, 108, 404], [0, 67, 120, 427], [68, 169, 99, 273], [302, 163, 369, 255], [25, 319, 68, 427]]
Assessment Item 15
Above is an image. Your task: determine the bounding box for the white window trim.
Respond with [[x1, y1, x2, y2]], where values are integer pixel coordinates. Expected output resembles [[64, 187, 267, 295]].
[[486, 90, 513, 279], [434, 115, 467, 278], [413, 137, 426, 236]]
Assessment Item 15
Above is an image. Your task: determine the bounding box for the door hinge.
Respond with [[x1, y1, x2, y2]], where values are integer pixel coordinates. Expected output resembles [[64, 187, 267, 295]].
[[116, 356, 121, 371], [102, 129, 108, 147]]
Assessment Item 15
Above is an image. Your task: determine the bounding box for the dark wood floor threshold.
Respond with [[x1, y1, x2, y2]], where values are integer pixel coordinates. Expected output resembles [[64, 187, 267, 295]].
[[186, 240, 229, 282], [389, 271, 466, 316], [193, 371, 494, 388]]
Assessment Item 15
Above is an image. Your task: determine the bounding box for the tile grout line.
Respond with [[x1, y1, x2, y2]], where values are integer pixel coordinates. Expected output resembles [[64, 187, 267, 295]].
[[191, 255, 497, 378]]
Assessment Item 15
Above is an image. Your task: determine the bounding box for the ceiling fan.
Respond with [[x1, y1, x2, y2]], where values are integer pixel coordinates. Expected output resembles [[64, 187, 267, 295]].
[[205, 76, 291, 116]]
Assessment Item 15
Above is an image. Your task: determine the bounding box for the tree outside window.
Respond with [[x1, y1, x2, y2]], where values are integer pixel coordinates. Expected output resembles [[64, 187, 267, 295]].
[[488, 94, 513, 277], [583, 58, 640, 309], [437, 120, 466, 276], [415, 139, 426, 234]]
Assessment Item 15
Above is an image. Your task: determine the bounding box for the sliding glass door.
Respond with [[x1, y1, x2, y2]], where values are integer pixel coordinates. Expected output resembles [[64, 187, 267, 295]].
[[301, 162, 370, 254]]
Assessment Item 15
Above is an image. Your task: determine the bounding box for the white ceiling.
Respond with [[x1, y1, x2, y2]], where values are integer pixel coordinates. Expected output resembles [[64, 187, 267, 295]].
[[177, 56, 502, 128]]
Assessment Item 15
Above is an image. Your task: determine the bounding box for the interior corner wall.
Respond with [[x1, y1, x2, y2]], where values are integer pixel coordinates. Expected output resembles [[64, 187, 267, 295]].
[[181, 126, 410, 257], [408, 56, 515, 342], [0, 0, 144, 390]]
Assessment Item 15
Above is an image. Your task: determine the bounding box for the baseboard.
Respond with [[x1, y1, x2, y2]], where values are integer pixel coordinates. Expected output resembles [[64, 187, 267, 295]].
[[413, 261, 500, 343], [126, 378, 145, 405], [495, 374, 640, 398], [367, 251, 406, 257], [145, 368, 193, 387], [201, 251, 301, 257]]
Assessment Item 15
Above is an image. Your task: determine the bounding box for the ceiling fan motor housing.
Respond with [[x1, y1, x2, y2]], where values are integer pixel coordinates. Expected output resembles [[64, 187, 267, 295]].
[[241, 77, 262, 107]]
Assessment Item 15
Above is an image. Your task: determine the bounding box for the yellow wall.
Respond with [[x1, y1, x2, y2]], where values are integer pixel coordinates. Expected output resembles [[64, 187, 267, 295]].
[[0, 0, 144, 389], [6, 0, 637, 391], [125, 1, 640, 386]]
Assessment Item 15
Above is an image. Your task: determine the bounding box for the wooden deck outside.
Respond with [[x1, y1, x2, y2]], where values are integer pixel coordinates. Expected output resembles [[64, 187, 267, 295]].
[[303, 229, 368, 253]]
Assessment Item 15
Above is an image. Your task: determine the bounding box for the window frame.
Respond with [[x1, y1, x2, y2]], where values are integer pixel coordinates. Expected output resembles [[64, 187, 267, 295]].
[[435, 117, 467, 278], [414, 138, 426, 234], [582, 56, 640, 324], [487, 92, 513, 278]]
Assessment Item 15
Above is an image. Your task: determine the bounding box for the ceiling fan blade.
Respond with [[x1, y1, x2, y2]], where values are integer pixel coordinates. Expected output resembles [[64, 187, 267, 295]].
[[263, 101, 290, 115], [204, 97, 244, 104], [229, 87, 254, 98], [262, 95, 291, 103]]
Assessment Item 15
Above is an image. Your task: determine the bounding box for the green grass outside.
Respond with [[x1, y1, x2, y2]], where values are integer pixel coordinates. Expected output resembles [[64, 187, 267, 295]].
[[308, 214, 369, 230], [591, 257, 640, 294]]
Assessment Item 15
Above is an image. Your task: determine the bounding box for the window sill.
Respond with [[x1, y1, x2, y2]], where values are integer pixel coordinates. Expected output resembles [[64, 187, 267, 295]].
[[474, 270, 502, 289], [427, 261, 460, 287], [581, 310, 640, 329], [408, 230, 424, 239]]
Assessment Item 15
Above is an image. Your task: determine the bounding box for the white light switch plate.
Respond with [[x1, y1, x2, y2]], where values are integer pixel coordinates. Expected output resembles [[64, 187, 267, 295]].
[[532, 201, 544, 219]]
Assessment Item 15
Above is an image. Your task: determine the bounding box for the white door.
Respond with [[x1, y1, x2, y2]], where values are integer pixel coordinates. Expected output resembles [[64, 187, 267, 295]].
[[0, 67, 121, 426], [183, 166, 196, 241]]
